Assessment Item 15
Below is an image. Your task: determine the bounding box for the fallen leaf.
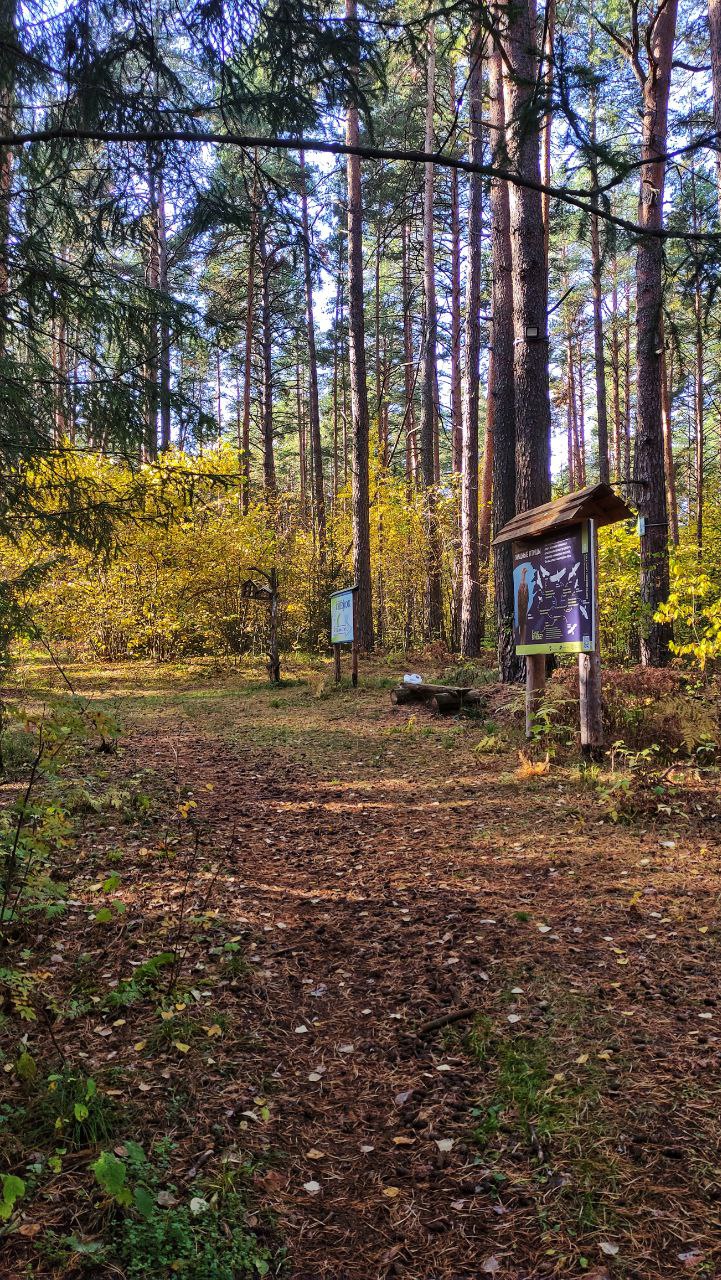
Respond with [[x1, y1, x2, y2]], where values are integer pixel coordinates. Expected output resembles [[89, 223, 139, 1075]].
[[302, 1180, 321, 1195], [306, 1149, 325, 1160], [599, 1241, 619, 1257], [156, 1190, 178, 1208], [435, 1138, 454, 1153], [173, 1041, 190, 1054], [382, 1186, 401, 1198], [392, 1136, 415, 1146], [481, 1258, 500, 1275]]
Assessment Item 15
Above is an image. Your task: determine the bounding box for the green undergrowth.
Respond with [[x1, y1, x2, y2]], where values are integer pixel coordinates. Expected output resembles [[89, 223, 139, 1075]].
[[466, 1003, 625, 1265]]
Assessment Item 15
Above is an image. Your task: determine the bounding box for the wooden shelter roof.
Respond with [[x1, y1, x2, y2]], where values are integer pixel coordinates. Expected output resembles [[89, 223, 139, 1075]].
[[493, 483, 634, 546]]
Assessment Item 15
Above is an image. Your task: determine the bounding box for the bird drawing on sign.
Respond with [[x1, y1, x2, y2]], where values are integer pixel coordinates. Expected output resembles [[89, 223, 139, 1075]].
[[579, 603, 589, 621], [567, 622, 578, 637], [538, 565, 551, 580], [550, 567, 566, 584], [517, 567, 530, 645], [568, 561, 580, 584]]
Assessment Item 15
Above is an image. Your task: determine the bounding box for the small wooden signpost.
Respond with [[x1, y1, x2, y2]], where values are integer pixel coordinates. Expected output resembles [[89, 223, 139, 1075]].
[[241, 567, 280, 683], [330, 586, 358, 687], [493, 484, 633, 753]]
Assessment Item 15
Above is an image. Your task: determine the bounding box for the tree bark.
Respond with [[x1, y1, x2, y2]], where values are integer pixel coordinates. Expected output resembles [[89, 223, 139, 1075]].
[[240, 190, 257, 512], [157, 165, 171, 452], [401, 220, 418, 483], [691, 170, 704, 552], [659, 321, 678, 544], [709, 0, 721, 217], [632, 0, 678, 666], [589, 91, 609, 484], [624, 276, 632, 480], [345, 0, 374, 649], [450, 65, 463, 474], [489, 42, 520, 682], [460, 23, 483, 657], [421, 21, 444, 639], [577, 339, 587, 486], [332, 236, 343, 502], [540, 0, 556, 265], [0, 0, 15, 358], [610, 259, 622, 480], [479, 348, 494, 638], [297, 345, 307, 517], [499, 0, 552, 512], [258, 222, 276, 493], [567, 329, 578, 487], [145, 154, 160, 462], [299, 150, 327, 557]]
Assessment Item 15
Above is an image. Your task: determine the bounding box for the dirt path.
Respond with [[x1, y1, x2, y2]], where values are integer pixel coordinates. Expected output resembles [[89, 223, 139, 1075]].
[[115, 698, 721, 1280], [5, 663, 721, 1278]]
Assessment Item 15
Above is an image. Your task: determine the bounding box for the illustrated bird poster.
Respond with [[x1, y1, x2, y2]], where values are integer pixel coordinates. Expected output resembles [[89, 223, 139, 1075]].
[[512, 522, 595, 655]]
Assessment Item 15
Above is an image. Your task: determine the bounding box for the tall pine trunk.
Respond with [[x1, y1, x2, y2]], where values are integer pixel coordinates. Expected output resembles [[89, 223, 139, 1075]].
[[345, 0, 373, 649], [691, 171, 704, 551], [632, 0, 678, 666], [299, 150, 326, 559], [421, 22, 444, 639], [709, 0, 721, 217], [401, 220, 418, 482], [157, 165, 171, 452], [589, 90, 609, 484], [610, 260, 622, 479], [500, 0, 552, 513], [659, 320, 679, 544], [540, 0, 556, 264], [241, 196, 256, 512], [489, 42, 520, 682], [259, 223, 276, 493], [0, 0, 15, 358], [145, 157, 160, 463], [450, 66, 463, 474], [460, 23, 483, 656]]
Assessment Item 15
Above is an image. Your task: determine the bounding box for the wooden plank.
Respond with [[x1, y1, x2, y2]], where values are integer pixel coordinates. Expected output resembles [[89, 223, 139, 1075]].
[[525, 654, 546, 738], [493, 483, 633, 546], [579, 520, 604, 753], [351, 591, 358, 687]]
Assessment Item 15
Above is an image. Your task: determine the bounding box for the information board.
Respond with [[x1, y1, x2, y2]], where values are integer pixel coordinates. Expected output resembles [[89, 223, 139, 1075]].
[[512, 522, 595, 656], [330, 588, 355, 645]]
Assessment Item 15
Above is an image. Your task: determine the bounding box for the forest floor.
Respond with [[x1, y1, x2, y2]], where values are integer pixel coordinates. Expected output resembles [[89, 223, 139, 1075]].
[[2, 654, 721, 1280]]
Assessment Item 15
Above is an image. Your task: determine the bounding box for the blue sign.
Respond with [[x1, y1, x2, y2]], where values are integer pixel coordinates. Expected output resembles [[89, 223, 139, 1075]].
[[330, 588, 355, 645]]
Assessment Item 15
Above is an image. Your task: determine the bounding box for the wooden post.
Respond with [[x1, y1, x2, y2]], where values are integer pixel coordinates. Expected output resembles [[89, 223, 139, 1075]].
[[525, 654, 546, 738], [333, 643, 341, 684], [579, 520, 603, 755], [351, 589, 358, 687]]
